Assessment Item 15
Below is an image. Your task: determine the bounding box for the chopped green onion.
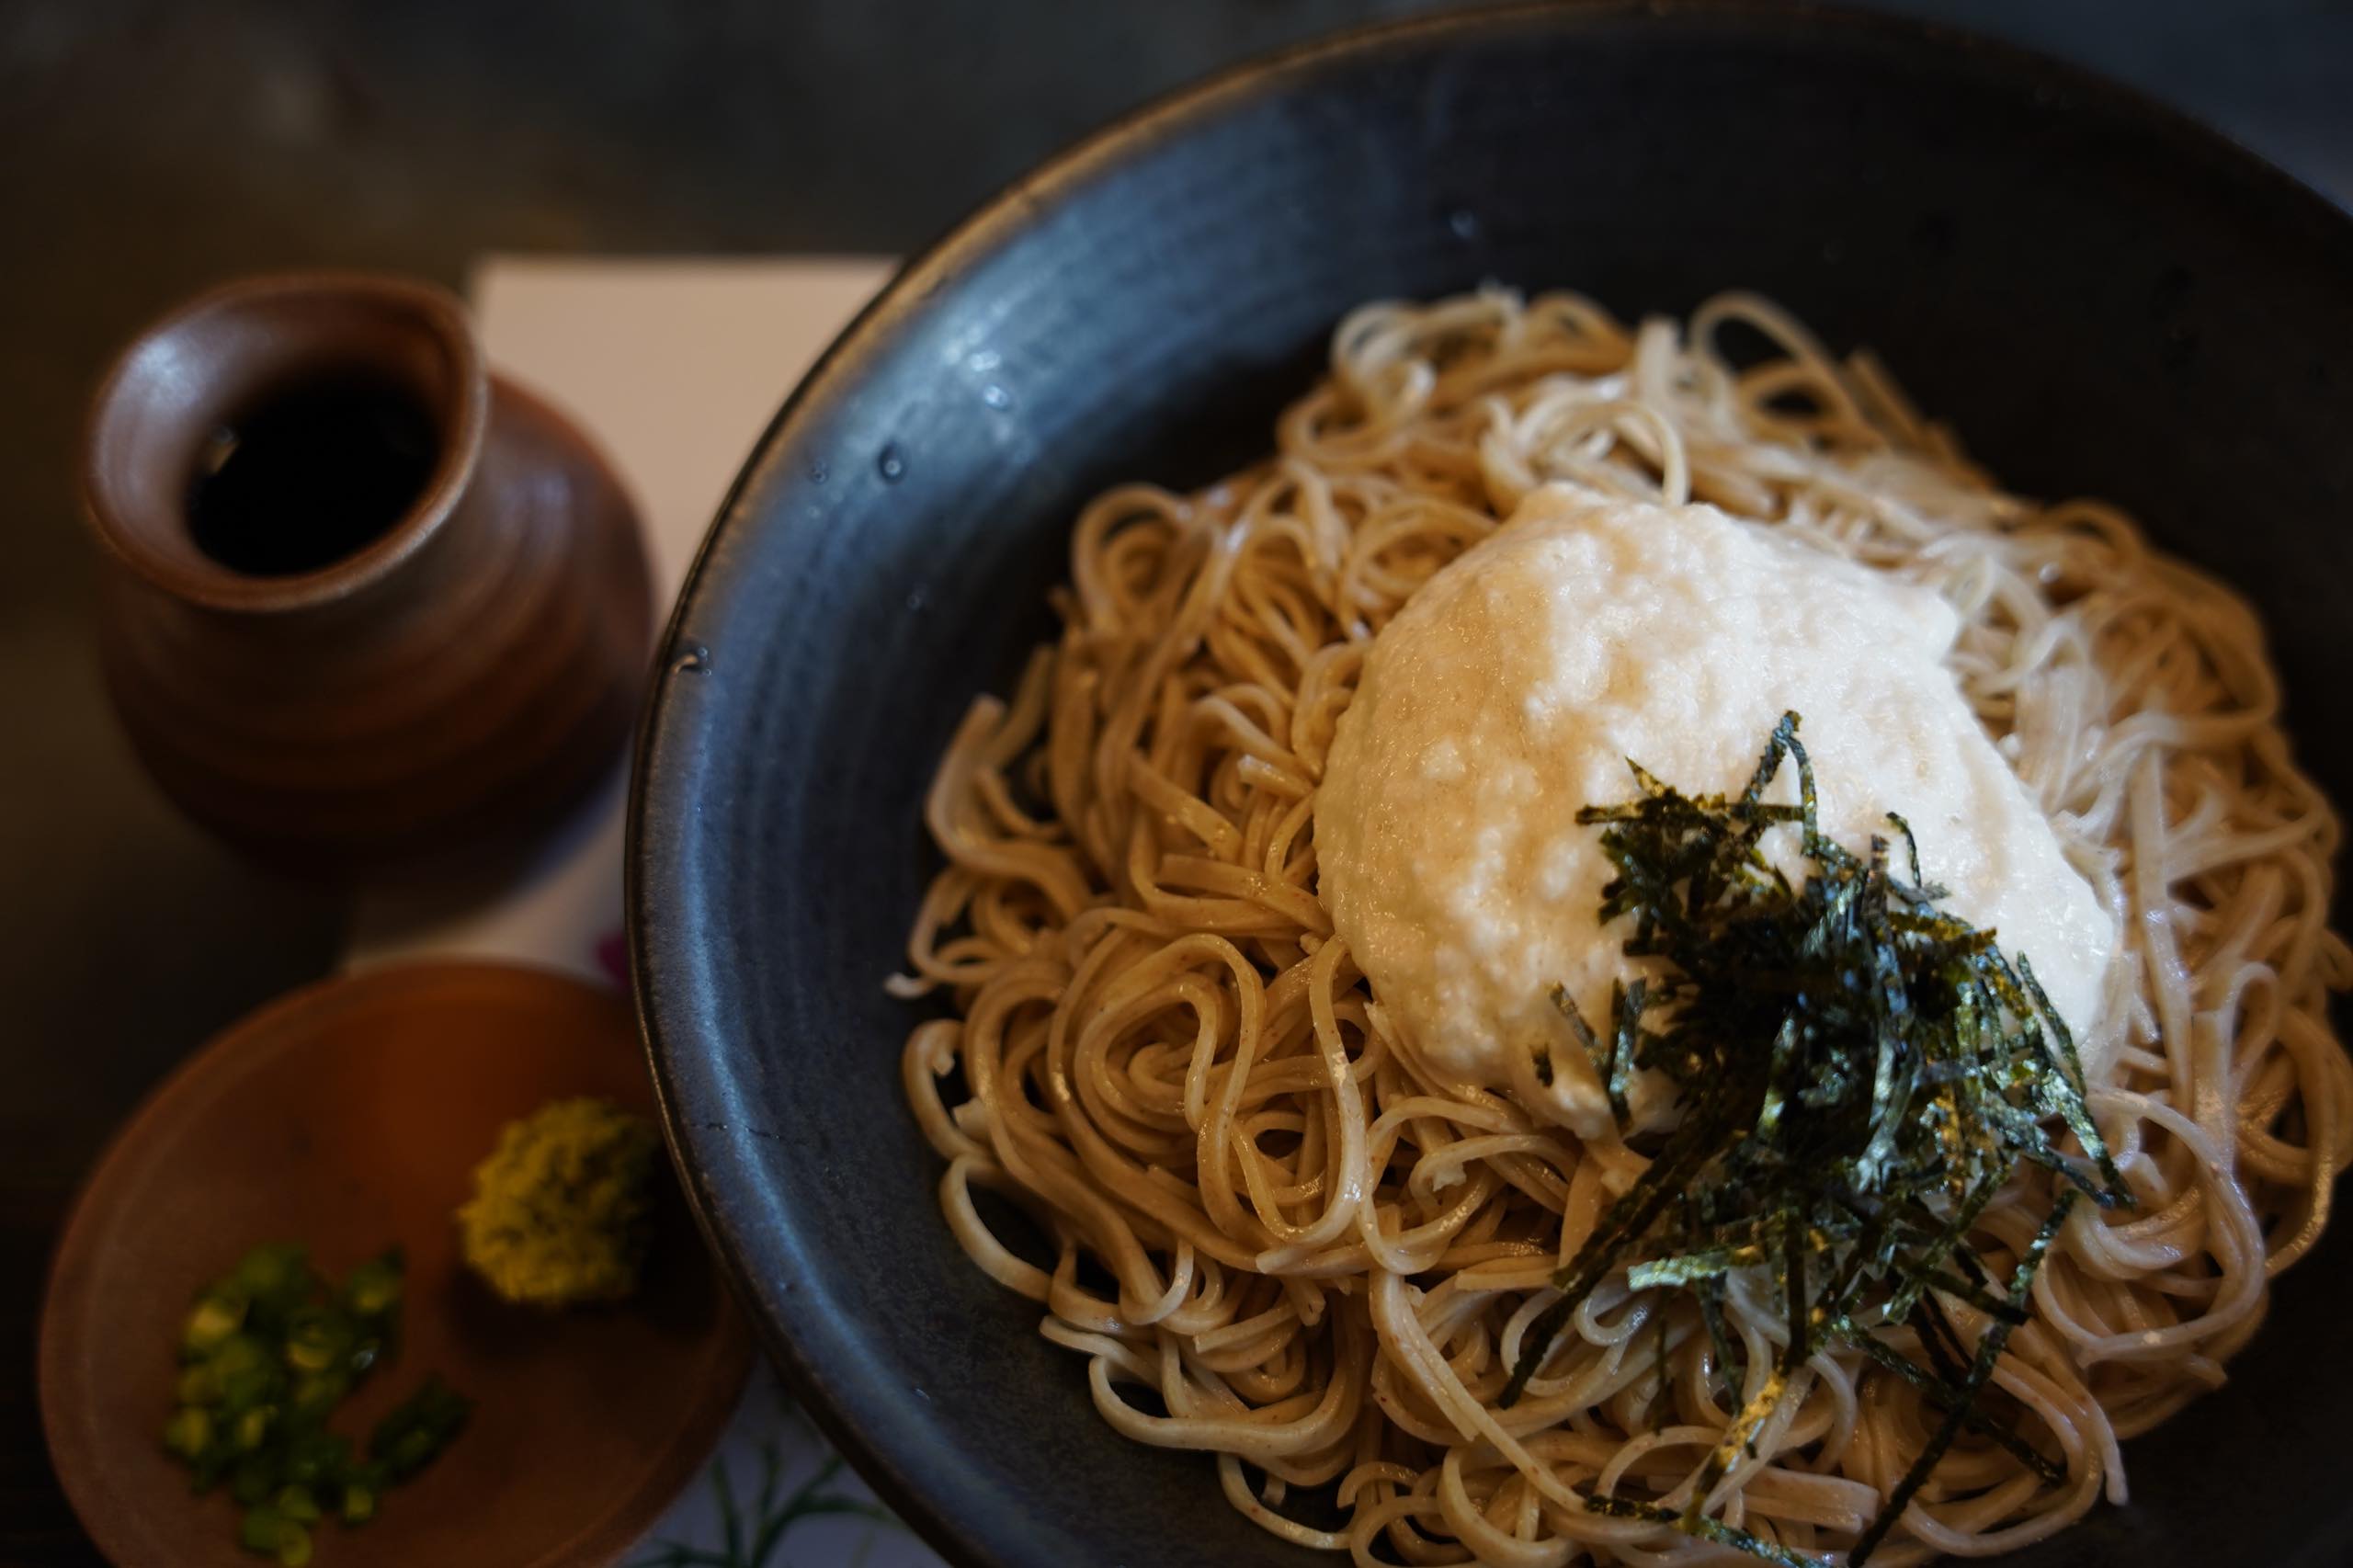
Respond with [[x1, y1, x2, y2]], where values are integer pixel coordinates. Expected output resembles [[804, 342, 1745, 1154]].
[[162, 1406, 212, 1460], [183, 1291, 246, 1356], [176, 1364, 221, 1405], [369, 1375, 472, 1481], [239, 1504, 285, 1553], [341, 1251, 403, 1321], [233, 1406, 274, 1452], [162, 1243, 465, 1561]]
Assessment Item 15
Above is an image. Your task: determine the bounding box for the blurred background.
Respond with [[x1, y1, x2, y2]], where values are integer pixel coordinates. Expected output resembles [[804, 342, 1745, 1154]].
[[3, 1, 2347, 1561]]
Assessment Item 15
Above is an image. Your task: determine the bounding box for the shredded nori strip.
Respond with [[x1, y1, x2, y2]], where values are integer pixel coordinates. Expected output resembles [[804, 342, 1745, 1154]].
[[1505, 714, 2130, 1565], [1586, 1492, 1817, 1567], [1844, 1193, 2078, 1563]]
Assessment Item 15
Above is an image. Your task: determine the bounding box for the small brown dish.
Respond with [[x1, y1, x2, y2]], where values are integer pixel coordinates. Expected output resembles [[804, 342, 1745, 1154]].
[[40, 960, 754, 1568]]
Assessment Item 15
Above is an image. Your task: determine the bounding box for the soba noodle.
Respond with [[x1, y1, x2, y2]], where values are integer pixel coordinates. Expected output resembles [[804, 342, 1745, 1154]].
[[890, 289, 2352, 1564]]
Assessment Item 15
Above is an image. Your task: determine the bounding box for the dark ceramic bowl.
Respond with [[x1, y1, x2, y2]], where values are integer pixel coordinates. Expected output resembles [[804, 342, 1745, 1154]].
[[630, 5, 2353, 1565]]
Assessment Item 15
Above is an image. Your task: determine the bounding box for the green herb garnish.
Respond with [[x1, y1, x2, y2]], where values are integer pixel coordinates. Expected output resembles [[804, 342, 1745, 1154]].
[[368, 1373, 473, 1481], [1506, 713, 2129, 1565], [163, 1243, 467, 1562]]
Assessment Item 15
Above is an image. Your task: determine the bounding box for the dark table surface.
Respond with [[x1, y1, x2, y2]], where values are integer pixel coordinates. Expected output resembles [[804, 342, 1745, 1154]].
[[3, 1, 2347, 1562]]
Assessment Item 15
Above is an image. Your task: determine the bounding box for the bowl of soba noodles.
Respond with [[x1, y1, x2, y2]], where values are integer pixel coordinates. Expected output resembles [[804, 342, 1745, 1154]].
[[628, 6, 2353, 1565]]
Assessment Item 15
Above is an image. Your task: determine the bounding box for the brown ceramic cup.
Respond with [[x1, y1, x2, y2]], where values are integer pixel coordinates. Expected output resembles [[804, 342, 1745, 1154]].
[[83, 272, 652, 875]]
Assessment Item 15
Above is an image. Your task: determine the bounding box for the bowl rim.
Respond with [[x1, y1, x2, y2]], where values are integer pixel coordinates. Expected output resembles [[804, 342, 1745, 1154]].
[[628, 5, 2353, 1566]]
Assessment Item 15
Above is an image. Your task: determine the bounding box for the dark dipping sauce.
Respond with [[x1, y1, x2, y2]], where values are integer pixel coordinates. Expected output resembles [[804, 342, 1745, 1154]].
[[187, 374, 438, 577]]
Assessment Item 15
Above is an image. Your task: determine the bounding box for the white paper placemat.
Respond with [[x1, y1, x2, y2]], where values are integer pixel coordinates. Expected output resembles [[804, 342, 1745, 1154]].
[[347, 256, 951, 1567]]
